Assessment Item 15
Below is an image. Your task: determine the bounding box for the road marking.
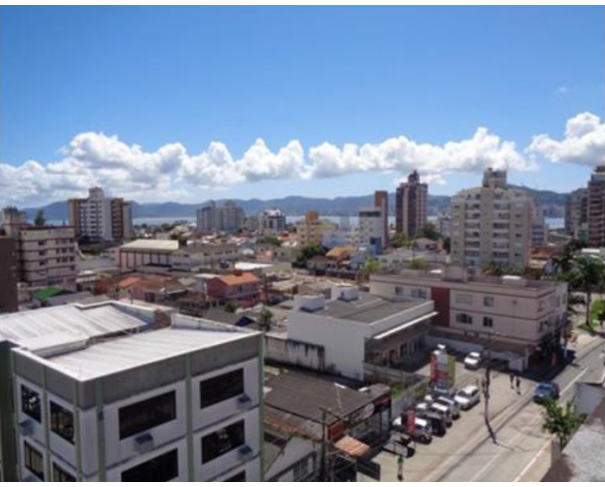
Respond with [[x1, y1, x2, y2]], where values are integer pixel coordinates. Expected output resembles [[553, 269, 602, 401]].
[[559, 367, 588, 397], [514, 439, 552, 482]]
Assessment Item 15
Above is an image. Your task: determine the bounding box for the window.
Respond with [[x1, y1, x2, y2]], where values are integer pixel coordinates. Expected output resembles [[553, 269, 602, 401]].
[[483, 317, 494, 328], [121, 449, 179, 482], [456, 313, 473, 325], [225, 470, 247, 482], [24, 442, 44, 481], [455, 293, 473, 305], [119, 391, 176, 440], [21, 385, 41, 422], [50, 402, 74, 444], [53, 463, 76, 482], [483, 296, 495, 307], [411, 288, 428, 299], [293, 457, 310, 481], [202, 420, 246, 463], [395, 286, 405, 297], [200, 369, 244, 409]]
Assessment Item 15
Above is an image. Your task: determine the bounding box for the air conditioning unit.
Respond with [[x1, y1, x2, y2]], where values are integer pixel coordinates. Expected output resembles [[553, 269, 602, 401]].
[[237, 445, 253, 460], [237, 394, 252, 409], [19, 419, 34, 437], [134, 432, 154, 453]]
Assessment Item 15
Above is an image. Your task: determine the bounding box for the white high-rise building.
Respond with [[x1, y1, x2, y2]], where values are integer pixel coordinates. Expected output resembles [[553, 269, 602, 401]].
[[0, 301, 263, 482], [259, 208, 286, 235], [197, 201, 245, 235], [68, 188, 133, 243], [358, 206, 386, 254], [451, 168, 533, 270]]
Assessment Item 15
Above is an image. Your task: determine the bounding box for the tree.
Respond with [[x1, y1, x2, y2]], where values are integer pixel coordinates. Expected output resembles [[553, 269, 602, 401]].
[[391, 233, 412, 249], [259, 307, 273, 331], [293, 244, 326, 268], [571, 255, 605, 327], [541, 399, 586, 448], [415, 222, 441, 241], [224, 300, 238, 313], [409, 258, 431, 271], [257, 235, 282, 247], [363, 259, 381, 274], [34, 209, 46, 226]]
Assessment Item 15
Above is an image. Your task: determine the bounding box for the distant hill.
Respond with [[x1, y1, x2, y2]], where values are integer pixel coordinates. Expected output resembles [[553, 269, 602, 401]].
[[22, 186, 568, 222]]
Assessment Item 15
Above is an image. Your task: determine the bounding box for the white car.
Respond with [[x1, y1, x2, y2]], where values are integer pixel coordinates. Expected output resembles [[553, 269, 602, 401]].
[[464, 352, 483, 370], [392, 417, 433, 443], [454, 385, 481, 410]]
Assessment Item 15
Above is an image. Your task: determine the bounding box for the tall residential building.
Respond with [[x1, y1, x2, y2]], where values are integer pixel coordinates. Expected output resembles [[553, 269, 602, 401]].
[[259, 208, 286, 235], [358, 206, 386, 254], [531, 203, 548, 248], [395, 170, 428, 238], [587, 165, 605, 248], [0, 301, 263, 482], [565, 188, 589, 242], [3, 208, 77, 291], [197, 201, 245, 235], [450, 168, 533, 271], [374, 190, 389, 248], [68, 187, 133, 243], [0, 236, 19, 313], [295, 212, 337, 247]]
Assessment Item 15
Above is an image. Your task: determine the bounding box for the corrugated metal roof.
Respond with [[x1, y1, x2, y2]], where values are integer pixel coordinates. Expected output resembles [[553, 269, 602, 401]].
[[0, 302, 149, 344]]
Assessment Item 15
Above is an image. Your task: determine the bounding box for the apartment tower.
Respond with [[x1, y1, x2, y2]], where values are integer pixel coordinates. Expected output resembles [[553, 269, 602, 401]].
[[395, 170, 428, 238]]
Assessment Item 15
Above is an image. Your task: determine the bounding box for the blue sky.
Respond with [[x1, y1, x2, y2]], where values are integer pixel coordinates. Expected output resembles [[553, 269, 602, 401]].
[[1, 6, 604, 206]]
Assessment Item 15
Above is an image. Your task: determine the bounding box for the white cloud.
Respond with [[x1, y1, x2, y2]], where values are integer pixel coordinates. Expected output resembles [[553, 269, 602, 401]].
[[554, 86, 569, 96], [527, 112, 605, 167], [1, 117, 575, 207]]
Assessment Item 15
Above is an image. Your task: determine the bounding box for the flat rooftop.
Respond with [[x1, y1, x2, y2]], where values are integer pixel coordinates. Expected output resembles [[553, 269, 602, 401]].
[[121, 239, 180, 251], [313, 293, 426, 324], [37, 325, 255, 381]]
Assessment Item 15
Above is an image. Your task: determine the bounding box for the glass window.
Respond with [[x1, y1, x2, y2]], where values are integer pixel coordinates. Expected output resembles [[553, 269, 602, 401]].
[[202, 420, 246, 463], [119, 391, 176, 440], [483, 296, 495, 307], [200, 369, 244, 409], [24, 442, 44, 481], [53, 463, 76, 482], [483, 317, 494, 328], [225, 470, 247, 482], [455, 293, 473, 305], [50, 402, 74, 444], [456, 313, 473, 325], [395, 286, 405, 296], [121, 449, 178, 482], [21, 385, 41, 422], [411, 288, 427, 299]]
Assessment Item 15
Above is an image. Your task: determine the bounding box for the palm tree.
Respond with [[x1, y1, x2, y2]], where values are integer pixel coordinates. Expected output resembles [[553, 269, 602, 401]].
[[541, 399, 586, 448], [572, 256, 605, 327]]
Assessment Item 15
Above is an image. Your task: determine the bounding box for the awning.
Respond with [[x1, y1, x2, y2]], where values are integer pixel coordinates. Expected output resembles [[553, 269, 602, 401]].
[[372, 311, 438, 340], [334, 435, 371, 458]]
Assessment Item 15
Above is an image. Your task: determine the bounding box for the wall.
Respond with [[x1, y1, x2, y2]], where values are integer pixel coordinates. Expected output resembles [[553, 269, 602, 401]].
[[264, 335, 325, 371]]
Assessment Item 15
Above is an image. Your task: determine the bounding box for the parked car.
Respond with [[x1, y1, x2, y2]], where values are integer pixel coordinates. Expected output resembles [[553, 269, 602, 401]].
[[429, 402, 453, 427], [533, 382, 560, 404], [424, 394, 460, 420], [415, 402, 430, 418], [392, 417, 433, 444], [454, 385, 481, 410], [424, 412, 447, 437], [464, 351, 483, 370]]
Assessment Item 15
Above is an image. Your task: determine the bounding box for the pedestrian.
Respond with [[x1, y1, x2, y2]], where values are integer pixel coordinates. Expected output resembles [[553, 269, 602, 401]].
[[509, 372, 514, 389], [397, 455, 404, 481], [515, 376, 521, 394]]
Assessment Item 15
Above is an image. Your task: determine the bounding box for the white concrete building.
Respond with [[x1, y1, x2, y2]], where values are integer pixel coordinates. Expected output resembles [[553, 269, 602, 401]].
[[68, 188, 133, 243], [287, 286, 436, 380], [117, 239, 179, 269], [259, 209, 286, 235], [197, 201, 245, 235], [358, 207, 386, 254], [0, 301, 263, 482], [172, 243, 240, 271]]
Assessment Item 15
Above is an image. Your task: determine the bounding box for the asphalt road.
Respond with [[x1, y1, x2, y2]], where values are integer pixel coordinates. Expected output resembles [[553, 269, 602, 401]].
[[364, 335, 605, 482]]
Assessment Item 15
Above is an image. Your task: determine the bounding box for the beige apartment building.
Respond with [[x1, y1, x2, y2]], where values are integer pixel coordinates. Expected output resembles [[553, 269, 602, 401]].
[[3, 208, 77, 291], [295, 211, 337, 246], [451, 168, 533, 271], [587, 165, 605, 248], [370, 266, 568, 362]]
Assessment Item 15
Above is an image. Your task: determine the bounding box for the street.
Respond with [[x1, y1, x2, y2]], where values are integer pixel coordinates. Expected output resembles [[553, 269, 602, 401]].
[[360, 333, 605, 482]]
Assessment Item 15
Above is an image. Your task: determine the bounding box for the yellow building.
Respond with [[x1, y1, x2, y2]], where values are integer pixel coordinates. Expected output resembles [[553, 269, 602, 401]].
[[296, 212, 337, 246]]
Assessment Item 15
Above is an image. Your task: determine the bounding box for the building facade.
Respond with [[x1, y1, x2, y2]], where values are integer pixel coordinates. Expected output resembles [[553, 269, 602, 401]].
[[395, 170, 428, 238], [358, 207, 386, 254], [450, 168, 533, 271], [374, 191, 389, 248], [196, 201, 245, 235], [587, 165, 605, 248], [0, 236, 19, 313], [565, 188, 589, 242], [205, 272, 262, 308], [295, 212, 337, 247], [0, 301, 263, 482], [116, 239, 179, 269], [68, 187, 133, 243], [259, 209, 286, 235], [172, 243, 240, 271]]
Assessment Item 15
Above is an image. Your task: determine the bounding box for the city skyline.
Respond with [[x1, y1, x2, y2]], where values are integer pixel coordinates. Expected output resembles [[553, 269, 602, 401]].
[[0, 6, 603, 208]]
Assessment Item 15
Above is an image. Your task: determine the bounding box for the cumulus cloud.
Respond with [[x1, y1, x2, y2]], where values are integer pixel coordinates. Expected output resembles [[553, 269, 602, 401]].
[[9, 114, 603, 207], [527, 112, 605, 167]]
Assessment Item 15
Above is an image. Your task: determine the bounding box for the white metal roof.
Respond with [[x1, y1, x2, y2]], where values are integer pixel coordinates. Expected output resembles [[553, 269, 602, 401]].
[[120, 239, 179, 251], [40, 326, 252, 381]]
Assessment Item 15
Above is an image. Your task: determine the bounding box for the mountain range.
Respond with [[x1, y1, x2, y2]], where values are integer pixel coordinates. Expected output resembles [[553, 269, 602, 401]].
[[21, 186, 569, 223]]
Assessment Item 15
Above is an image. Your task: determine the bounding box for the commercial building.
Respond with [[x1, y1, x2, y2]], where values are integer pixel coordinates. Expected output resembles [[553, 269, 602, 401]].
[[3, 208, 77, 291], [0, 301, 263, 482], [370, 266, 568, 364], [587, 165, 605, 248], [68, 187, 133, 243], [172, 243, 240, 271], [565, 188, 589, 242], [450, 168, 533, 270], [205, 272, 262, 308], [197, 201, 245, 235], [117, 239, 180, 269], [295, 212, 337, 247], [259, 209, 287, 235], [287, 285, 436, 380], [395, 170, 428, 238], [0, 236, 19, 313], [358, 206, 386, 254]]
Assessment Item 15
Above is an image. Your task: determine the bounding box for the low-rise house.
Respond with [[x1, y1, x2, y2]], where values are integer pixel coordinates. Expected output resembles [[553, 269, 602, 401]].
[[205, 272, 262, 308], [117, 239, 180, 269], [326, 246, 355, 272]]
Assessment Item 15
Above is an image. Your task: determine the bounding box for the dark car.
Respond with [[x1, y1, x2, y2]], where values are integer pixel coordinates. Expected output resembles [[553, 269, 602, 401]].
[[533, 382, 560, 404]]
